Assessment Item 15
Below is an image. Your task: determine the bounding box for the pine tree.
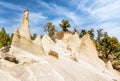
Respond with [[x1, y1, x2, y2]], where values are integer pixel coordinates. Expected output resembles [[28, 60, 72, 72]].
[[31, 33, 37, 40], [96, 32, 120, 61], [79, 29, 87, 37], [0, 27, 11, 48], [44, 22, 56, 37], [59, 19, 71, 32], [88, 29, 94, 40]]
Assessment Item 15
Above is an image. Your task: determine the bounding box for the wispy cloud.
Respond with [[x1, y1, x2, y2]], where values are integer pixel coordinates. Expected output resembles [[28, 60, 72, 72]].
[[30, 12, 47, 24], [29, 12, 48, 34], [0, 1, 24, 11], [67, 0, 120, 40], [0, 0, 120, 40], [90, 0, 120, 21], [98, 22, 120, 39]]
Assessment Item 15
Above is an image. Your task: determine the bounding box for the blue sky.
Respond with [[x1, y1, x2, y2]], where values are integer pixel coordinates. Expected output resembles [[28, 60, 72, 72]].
[[0, 0, 120, 40]]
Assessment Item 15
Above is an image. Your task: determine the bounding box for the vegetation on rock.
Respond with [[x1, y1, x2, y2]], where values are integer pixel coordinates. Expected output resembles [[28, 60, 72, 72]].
[[44, 22, 56, 37], [31, 33, 37, 40], [59, 19, 71, 32], [0, 19, 120, 71], [0, 27, 12, 48]]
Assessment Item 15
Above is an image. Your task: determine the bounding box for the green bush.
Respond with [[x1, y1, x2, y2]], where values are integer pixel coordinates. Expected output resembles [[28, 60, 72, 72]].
[[0, 27, 12, 48]]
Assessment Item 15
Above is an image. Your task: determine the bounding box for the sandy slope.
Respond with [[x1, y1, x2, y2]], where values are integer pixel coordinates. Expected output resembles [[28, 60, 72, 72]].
[[0, 50, 119, 81], [0, 33, 120, 81]]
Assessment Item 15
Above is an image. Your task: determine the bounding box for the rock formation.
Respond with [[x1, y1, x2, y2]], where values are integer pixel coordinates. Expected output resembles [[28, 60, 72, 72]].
[[48, 50, 59, 58], [0, 10, 120, 81], [77, 33, 106, 69], [1, 52, 18, 64], [33, 36, 42, 47], [9, 11, 44, 56], [106, 60, 115, 73], [19, 10, 30, 39]]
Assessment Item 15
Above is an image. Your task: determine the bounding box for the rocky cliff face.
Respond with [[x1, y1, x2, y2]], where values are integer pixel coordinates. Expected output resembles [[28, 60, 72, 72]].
[[0, 10, 120, 81]]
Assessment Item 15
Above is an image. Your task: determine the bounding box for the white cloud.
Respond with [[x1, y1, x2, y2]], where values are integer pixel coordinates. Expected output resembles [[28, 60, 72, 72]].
[[36, 0, 50, 9], [2, 0, 118, 40], [30, 12, 47, 24], [99, 23, 120, 38], [51, 18, 61, 27], [28, 12, 47, 34], [76, 0, 120, 40], [44, 4, 84, 27], [90, 0, 120, 21], [64, 12, 83, 26], [84, 22, 120, 41], [0, 1, 24, 11], [77, 0, 90, 12]]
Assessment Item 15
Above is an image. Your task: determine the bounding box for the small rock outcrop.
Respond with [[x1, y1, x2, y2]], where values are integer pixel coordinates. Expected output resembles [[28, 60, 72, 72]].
[[106, 60, 114, 73], [1, 53, 18, 64]]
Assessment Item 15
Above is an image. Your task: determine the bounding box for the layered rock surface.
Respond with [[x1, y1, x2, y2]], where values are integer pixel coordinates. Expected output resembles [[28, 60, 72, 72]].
[[19, 10, 30, 39], [0, 10, 120, 81]]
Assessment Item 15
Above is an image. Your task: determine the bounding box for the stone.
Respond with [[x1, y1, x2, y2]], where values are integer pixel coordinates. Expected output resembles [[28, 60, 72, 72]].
[[48, 50, 58, 58], [77, 33, 106, 69], [0, 46, 10, 53], [42, 35, 55, 54], [33, 36, 42, 47], [106, 60, 114, 72], [52, 31, 64, 40], [1, 53, 18, 64], [4, 10, 120, 81], [9, 10, 44, 56], [19, 10, 30, 39]]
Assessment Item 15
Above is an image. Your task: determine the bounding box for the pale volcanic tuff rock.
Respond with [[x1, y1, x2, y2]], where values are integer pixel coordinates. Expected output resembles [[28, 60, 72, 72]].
[[0, 10, 120, 81], [9, 11, 44, 56], [33, 36, 42, 47], [41, 35, 56, 54], [9, 29, 44, 56], [106, 60, 117, 74], [19, 10, 30, 40], [76, 33, 106, 69], [2, 32, 120, 81]]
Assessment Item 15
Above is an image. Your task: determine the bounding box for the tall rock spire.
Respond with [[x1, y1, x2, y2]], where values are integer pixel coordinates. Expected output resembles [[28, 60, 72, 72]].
[[19, 10, 31, 39]]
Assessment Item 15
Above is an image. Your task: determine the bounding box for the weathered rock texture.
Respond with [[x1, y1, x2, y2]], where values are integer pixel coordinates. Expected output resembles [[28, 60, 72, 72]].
[[0, 10, 120, 81], [77, 34, 106, 69], [19, 10, 30, 39], [9, 11, 44, 56]]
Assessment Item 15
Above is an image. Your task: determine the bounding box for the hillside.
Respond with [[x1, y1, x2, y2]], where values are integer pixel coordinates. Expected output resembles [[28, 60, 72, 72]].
[[0, 10, 120, 81]]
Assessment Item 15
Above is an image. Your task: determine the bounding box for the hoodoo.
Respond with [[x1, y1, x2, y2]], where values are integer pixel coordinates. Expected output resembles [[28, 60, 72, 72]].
[[9, 10, 44, 55], [19, 10, 30, 39]]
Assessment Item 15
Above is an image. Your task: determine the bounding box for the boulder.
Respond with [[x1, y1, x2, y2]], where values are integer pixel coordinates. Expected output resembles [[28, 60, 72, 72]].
[[0, 46, 10, 53], [48, 50, 58, 58], [1, 53, 18, 64]]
